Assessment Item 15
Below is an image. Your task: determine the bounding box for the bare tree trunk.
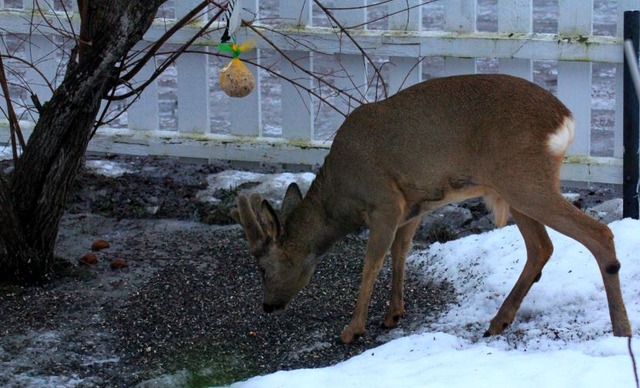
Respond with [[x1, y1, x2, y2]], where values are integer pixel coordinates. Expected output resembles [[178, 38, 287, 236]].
[[0, 0, 165, 283]]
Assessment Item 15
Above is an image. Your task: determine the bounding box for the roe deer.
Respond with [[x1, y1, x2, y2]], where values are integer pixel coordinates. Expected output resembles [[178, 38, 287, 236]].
[[231, 74, 632, 344]]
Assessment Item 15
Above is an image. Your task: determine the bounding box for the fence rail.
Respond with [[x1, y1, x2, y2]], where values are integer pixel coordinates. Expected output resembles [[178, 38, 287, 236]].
[[1, 0, 640, 186]]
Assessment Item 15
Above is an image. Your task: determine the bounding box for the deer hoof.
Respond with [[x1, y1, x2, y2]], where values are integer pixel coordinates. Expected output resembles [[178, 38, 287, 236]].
[[382, 313, 403, 329], [340, 325, 364, 344], [485, 320, 510, 337]]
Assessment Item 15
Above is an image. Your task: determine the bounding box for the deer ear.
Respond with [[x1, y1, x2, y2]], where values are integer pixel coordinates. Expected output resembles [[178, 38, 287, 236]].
[[260, 199, 282, 241], [233, 194, 266, 251], [281, 182, 303, 220]]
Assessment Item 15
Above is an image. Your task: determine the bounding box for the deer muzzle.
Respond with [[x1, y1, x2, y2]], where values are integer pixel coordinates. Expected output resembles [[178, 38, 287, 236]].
[[263, 302, 286, 313]]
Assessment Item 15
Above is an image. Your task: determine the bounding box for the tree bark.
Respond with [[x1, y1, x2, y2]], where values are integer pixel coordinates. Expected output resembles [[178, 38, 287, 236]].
[[0, 0, 166, 283]]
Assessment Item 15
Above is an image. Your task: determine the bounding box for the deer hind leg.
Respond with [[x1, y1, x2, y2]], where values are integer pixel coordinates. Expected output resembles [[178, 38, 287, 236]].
[[383, 217, 421, 329], [508, 192, 631, 337], [485, 207, 553, 336], [340, 209, 402, 344]]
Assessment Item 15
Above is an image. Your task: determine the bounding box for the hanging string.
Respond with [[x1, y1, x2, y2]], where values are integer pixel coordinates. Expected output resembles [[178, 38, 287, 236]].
[[221, 0, 241, 43]]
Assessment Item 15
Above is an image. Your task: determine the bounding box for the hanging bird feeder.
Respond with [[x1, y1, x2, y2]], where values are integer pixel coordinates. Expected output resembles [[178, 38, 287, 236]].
[[218, 41, 255, 98], [218, 0, 255, 98]]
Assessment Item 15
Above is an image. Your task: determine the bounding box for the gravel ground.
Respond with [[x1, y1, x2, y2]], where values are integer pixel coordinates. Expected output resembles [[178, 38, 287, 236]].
[[0, 156, 458, 387]]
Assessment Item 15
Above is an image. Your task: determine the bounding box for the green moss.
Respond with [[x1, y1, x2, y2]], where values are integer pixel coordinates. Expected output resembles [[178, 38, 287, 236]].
[[173, 350, 258, 387], [563, 155, 621, 166], [564, 155, 592, 164]]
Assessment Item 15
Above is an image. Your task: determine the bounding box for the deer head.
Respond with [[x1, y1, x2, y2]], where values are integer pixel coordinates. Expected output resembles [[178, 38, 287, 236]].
[[231, 183, 317, 313]]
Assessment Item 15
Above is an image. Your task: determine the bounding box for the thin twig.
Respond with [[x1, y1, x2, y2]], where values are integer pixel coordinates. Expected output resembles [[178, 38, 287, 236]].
[[109, 6, 223, 101], [246, 23, 355, 105], [326, 0, 438, 30], [118, 1, 222, 84], [32, 0, 78, 42], [312, 0, 388, 99]]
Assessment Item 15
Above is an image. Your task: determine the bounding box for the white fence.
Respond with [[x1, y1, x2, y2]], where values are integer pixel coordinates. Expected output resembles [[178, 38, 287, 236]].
[[1, 0, 639, 184]]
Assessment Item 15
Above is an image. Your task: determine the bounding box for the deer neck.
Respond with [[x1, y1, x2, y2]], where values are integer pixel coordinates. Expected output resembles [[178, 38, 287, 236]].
[[283, 174, 353, 259]]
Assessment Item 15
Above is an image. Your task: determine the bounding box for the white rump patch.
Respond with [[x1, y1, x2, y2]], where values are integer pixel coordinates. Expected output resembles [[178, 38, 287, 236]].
[[547, 116, 575, 157]]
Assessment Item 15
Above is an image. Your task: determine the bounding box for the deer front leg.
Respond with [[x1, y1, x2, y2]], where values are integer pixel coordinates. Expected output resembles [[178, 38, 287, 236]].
[[341, 218, 399, 344], [384, 218, 421, 328]]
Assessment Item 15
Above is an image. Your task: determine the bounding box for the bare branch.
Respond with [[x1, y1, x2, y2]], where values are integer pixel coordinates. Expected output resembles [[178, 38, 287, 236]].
[[118, 0, 222, 85], [32, 0, 79, 42], [347, 0, 438, 30], [246, 23, 353, 105], [312, 0, 387, 99], [0, 52, 56, 101], [77, 0, 90, 60], [0, 52, 25, 160]]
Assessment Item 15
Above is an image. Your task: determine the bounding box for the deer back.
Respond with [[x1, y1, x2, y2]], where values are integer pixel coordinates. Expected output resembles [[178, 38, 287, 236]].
[[319, 74, 573, 222]]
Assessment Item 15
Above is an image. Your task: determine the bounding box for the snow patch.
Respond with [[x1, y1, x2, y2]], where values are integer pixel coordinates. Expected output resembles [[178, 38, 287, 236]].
[[85, 160, 134, 177], [197, 170, 315, 205], [231, 218, 640, 388]]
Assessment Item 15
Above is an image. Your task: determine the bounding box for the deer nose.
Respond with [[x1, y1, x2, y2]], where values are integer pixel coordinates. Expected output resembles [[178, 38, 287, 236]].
[[263, 303, 285, 313]]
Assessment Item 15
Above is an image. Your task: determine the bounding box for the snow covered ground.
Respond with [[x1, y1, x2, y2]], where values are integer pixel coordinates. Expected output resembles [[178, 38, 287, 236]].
[[230, 216, 640, 388]]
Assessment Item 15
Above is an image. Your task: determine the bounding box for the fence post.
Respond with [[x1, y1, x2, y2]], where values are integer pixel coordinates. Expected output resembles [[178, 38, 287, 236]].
[[333, 0, 367, 114], [388, 1, 422, 94], [127, 43, 159, 131], [279, 0, 313, 141], [624, 10, 640, 219], [176, 1, 210, 133], [444, 0, 477, 75], [615, 0, 640, 160], [497, 0, 532, 80], [557, 0, 593, 159]]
